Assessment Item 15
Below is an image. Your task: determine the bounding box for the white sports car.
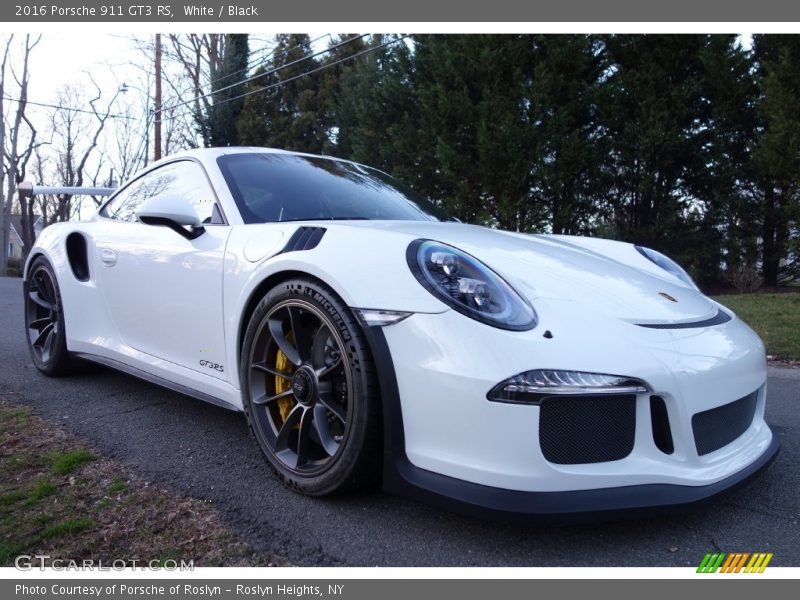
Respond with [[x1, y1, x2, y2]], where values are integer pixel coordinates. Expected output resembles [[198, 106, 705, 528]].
[[22, 147, 779, 519]]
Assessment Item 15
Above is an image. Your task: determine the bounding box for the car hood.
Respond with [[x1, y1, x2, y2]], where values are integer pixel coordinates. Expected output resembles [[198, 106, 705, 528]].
[[334, 221, 717, 324]]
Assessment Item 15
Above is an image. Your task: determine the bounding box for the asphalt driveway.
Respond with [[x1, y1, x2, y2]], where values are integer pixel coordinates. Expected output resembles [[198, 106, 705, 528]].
[[1, 276, 797, 566]]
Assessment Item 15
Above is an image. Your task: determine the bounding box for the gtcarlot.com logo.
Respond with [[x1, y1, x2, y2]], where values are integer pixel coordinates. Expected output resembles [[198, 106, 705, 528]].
[[697, 552, 773, 573], [14, 555, 194, 571]]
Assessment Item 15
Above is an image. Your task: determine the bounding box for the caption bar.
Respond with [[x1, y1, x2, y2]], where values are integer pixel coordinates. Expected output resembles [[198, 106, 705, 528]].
[[12, 3, 259, 19]]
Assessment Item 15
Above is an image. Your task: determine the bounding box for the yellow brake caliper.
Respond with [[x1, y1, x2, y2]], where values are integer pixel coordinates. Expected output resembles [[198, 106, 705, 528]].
[[275, 334, 296, 425]]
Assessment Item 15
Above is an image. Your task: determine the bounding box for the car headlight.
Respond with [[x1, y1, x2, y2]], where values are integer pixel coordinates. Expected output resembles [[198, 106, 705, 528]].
[[406, 239, 537, 331], [488, 369, 648, 404], [635, 246, 698, 290]]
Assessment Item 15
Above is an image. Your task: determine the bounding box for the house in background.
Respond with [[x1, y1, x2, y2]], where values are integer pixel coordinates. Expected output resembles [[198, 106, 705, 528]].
[[8, 214, 43, 260]]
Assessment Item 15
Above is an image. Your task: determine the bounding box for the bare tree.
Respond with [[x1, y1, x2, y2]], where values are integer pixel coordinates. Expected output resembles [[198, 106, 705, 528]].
[[166, 34, 224, 146], [107, 99, 149, 184], [50, 78, 121, 219], [10, 110, 48, 258], [124, 34, 198, 160], [1, 34, 41, 273], [163, 34, 257, 148], [32, 146, 54, 227], [0, 34, 13, 274], [160, 96, 198, 154]]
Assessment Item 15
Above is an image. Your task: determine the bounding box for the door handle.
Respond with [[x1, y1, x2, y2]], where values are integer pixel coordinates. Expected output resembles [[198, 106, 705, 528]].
[[99, 248, 117, 267]]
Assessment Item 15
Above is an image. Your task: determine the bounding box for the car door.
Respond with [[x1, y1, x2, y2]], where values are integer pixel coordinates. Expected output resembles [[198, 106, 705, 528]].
[[94, 159, 231, 380]]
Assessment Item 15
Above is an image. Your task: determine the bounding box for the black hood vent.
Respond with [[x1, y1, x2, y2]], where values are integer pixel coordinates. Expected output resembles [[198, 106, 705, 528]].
[[636, 309, 732, 330]]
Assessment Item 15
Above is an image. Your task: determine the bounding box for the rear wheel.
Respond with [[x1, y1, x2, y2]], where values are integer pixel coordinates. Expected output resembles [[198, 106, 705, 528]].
[[24, 257, 73, 376], [240, 278, 381, 495]]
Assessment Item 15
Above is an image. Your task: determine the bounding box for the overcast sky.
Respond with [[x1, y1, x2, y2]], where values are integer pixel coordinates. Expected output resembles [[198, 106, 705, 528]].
[[4, 33, 283, 217], [27, 34, 141, 100]]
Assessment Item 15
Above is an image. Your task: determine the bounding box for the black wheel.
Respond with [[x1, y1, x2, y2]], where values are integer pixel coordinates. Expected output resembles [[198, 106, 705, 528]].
[[240, 278, 381, 495], [24, 257, 73, 376]]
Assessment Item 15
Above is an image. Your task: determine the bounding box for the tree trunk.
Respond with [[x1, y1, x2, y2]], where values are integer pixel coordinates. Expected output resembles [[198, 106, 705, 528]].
[[761, 183, 779, 287]]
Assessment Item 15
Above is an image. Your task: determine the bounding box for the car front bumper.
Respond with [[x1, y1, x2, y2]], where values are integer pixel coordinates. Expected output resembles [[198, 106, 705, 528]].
[[384, 424, 779, 521], [364, 304, 780, 519]]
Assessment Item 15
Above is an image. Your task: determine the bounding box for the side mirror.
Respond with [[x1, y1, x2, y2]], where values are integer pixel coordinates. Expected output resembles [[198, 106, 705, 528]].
[[135, 195, 205, 240]]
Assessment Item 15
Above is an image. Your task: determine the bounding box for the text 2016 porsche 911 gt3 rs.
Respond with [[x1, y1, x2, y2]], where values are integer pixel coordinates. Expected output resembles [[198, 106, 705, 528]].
[[22, 147, 779, 519]]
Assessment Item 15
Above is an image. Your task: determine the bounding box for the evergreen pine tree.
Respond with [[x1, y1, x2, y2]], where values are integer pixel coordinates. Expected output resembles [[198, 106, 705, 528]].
[[207, 34, 249, 147]]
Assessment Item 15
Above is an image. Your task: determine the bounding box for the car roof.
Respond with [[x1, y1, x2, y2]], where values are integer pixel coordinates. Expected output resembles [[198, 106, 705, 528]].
[[160, 146, 363, 168]]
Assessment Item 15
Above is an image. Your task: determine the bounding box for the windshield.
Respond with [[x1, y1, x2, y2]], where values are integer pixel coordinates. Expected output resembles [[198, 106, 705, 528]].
[[217, 152, 454, 224]]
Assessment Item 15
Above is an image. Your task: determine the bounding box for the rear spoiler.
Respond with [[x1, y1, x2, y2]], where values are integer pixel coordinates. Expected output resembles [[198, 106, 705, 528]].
[[18, 181, 116, 199]]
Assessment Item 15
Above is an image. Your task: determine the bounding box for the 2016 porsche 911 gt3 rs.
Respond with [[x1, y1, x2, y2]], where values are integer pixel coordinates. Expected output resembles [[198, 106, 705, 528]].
[[22, 147, 779, 519]]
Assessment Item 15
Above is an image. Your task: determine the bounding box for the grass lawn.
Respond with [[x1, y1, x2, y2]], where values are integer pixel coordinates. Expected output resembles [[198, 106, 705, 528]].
[[0, 396, 286, 567], [713, 292, 800, 362]]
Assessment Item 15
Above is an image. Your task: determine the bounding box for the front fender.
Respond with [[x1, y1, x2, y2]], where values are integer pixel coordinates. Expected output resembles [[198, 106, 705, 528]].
[[222, 223, 448, 390], [23, 222, 77, 281]]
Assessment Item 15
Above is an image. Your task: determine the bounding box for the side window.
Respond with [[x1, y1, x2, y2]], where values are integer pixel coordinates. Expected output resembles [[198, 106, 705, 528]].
[[100, 178, 145, 222], [100, 161, 223, 224]]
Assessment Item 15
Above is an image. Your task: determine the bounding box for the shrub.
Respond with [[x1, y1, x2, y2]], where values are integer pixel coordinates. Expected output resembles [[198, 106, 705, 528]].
[[728, 264, 762, 294]]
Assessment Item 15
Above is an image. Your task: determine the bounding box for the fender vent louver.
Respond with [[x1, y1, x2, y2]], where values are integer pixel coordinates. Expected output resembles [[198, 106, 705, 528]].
[[281, 226, 326, 253]]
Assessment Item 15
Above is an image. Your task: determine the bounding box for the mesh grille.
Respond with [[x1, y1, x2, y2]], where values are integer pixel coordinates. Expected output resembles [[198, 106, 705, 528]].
[[692, 391, 758, 456], [538, 394, 636, 464]]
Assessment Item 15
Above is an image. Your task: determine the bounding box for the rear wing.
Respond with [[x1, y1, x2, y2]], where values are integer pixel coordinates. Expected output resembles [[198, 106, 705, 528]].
[[18, 181, 116, 199]]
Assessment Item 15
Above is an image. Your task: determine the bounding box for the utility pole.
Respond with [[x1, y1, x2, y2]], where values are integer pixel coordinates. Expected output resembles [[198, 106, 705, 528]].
[[154, 33, 162, 161]]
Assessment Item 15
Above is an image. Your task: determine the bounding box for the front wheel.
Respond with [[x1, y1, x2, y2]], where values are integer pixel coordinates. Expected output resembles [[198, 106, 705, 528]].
[[24, 257, 73, 376], [240, 278, 382, 496]]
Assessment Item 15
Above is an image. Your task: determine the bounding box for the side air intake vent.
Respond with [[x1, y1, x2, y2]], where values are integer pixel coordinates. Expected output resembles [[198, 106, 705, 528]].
[[281, 227, 326, 253], [65, 232, 90, 282]]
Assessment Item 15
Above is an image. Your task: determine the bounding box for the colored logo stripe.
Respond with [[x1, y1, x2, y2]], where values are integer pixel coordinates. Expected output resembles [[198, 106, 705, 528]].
[[697, 552, 772, 573], [745, 553, 773, 573], [720, 553, 737, 572], [733, 553, 750, 573], [697, 553, 726, 573]]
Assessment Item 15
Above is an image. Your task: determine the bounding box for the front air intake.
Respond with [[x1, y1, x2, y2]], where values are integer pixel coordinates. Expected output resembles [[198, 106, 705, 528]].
[[538, 394, 636, 464], [650, 396, 674, 455], [692, 391, 758, 456]]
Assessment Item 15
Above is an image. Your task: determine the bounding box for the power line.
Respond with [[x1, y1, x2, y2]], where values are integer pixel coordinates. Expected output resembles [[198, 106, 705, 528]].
[[33, 34, 329, 124], [162, 33, 333, 123], [157, 35, 410, 125], [1, 95, 134, 119], [200, 33, 331, 93], [157, 34, 369, 115], [143, 34, 339, 126], [160, 33, 364, 115]]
